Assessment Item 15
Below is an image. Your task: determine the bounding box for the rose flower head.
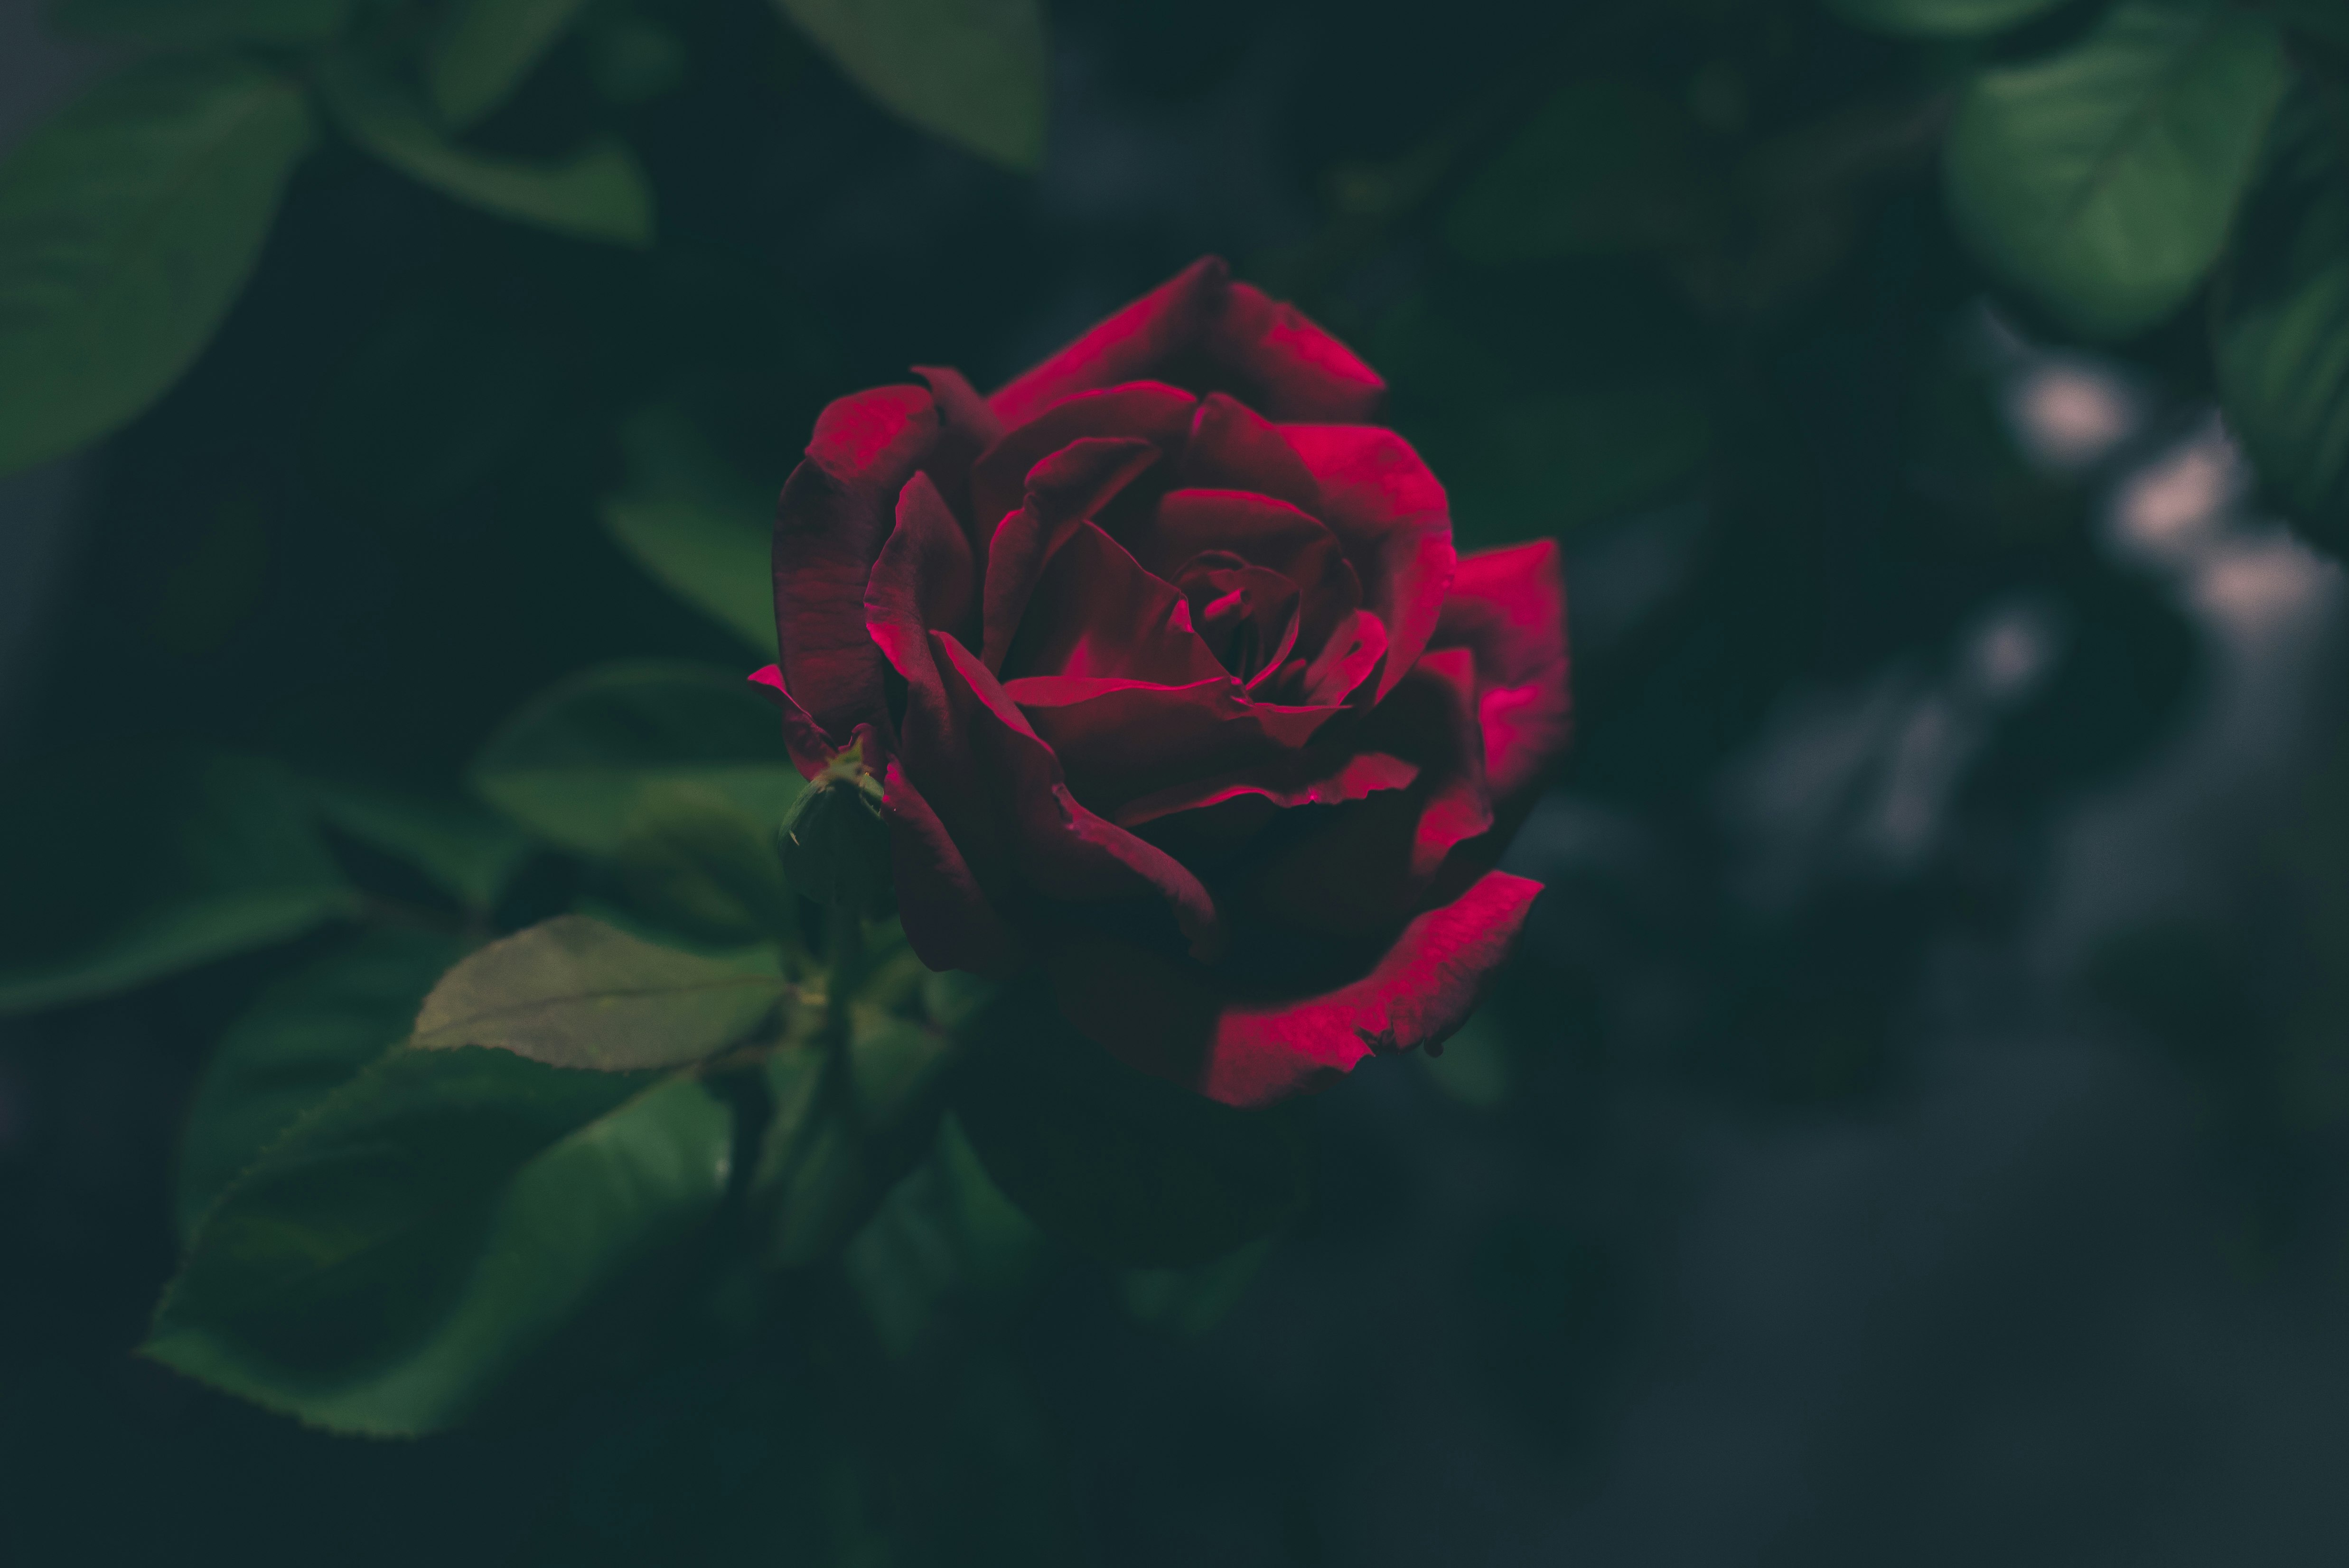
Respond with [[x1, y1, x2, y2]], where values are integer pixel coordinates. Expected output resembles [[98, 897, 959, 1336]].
[[752, 258, 1569, 1107]]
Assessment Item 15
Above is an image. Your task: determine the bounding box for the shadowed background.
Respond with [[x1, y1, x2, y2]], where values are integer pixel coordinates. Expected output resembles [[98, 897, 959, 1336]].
[[6, 0, 2349, 1562]]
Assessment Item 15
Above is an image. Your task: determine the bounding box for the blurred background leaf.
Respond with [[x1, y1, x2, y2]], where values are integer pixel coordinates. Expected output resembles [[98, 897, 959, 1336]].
[[772, 0, 1048, 170], [47, 0, 352, 46], [429, 0, 596, 131], [0, 55, 312, 475], [148, 1049, 730, 1436], [1945, 0, 2287, 338]]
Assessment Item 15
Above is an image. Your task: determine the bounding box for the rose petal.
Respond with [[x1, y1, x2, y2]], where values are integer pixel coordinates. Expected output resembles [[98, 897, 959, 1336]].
[[1177, 392, 1323, 511], [1047, 870, 1542, 1108], [1202, 282, 1386, 423], [865, 472, 974, 691], [981, 439, 1164, 673], [987, 258, 1386, 429], [1175, 558, 1302, 687], [911, 364, 1003, 538], [1143, 489, 1361, 665], [1003, 672, 1339, 811], [1431, 540, 1572, 803], [933, 633, 1224, 959], [988, 260, 1233, 429], [1114, 749, 1419, 827], [1004, 519, 1229, 688], [1299, 607, 1387, 707], [1280, 425, 1457, 700], [773, 384, 939, 756], [969, 382, 1198, 548], [881, 757, 1025, 977], [748, 664, 838, 780], [1255, 647, 1493, 937]]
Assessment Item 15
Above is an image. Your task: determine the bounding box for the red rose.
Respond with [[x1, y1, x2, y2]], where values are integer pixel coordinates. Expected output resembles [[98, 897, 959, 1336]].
[[753, 258, 1569, 1107]]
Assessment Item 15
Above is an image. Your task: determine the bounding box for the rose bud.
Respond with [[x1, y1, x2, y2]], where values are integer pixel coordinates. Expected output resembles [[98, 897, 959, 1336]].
[[775, 731, 895, 917], [752, 257, 1570, 1107]]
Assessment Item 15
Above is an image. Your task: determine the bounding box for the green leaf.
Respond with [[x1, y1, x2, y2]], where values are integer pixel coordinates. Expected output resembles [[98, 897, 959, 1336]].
[[1446, 81, 1719, 265], [47, 0, 350, 45], [176, 928, 472, 1246], [846, 1113, 1045, 1359], [471, 661, 805, 857], [0, 55, 312, 475], [948, 982, 1310, 1267], [772, 0, 1048, 171], [614, 781, 801, 945], [2270, 0, 2349, 47], [759, 1010, 956, 1267], [428, 0, 595, 130], [411, 915, 789, 1070], [601, 406, 779, 655], [1823, 0, 2065, 37], [299, 773, 532, 908], [1944, 1, 2288, 339], [147, 1047, 732, 1435], [319, 55, 652, 247], [0, 750, 359, 1015], [1120, 1236, 1271, 1339], [2217, 95, 2349, 547]]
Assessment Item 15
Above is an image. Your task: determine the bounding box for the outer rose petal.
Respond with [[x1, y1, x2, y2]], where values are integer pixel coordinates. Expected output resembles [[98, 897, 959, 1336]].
[[1177, 392, 1323, 511], [1255, 647, 1493, 937], [1203, 282, 1385, 423], [1047, 870, 1543, 1108], [748, 664, 836, 780], [910, 364, 1003, 541], [1280, 425, 1457, 701], [1430, 540, 1572, 804], [987, 257, 1387, 427], [968, 382, 1197, 547], [882, 758, 1025, 977], [773, 384, 939, 761], [989, 260, 1232, 428]]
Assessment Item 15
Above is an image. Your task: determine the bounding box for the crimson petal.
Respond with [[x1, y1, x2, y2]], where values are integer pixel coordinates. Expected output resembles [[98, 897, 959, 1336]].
[[882, 757, 1025, 977], [1280, 425, 1457, 701], [1177, 392, 1323, 510], [968, 382, 1197, 548], [1431, 540, 1572, 804], [771, 384, 939, 765], [1048, 870, 1542, 1108], [988, 260, 1234, 428], [1114, 749, 1418, 828], [1004, 672, 1339, 812], [981, 439, 1163, 673], [1005, 519, 1228, 687], [1202, 282, 1386, 423], [933, 633, 1224, 959]]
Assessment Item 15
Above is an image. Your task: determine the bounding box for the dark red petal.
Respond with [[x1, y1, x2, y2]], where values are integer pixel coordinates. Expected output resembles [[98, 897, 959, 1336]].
[[1202, 282, 1386, 423], [1115, 749, 1419, 827], [1280, 425, 1457, 700], [968, 382, 1198, 548], [933, 633, 1224, 959], [910, 364, 1002, 534], [987, 260, 1232, 428], [1047, 870, 1541, 1108], [865, 472, 974, 686], [1003, 672, 1339, 812], [773, 384, 939, 750], [1005, 520, 1229, 687], [1299, 607, 1387, 707], [1255, 648, 1493, 937], [980, 439, 1164, 672], [881, 757, 1025, 977], [1431, 540, 1573, 803], [748, 664, 836, 780], [1177, 392, 1323, 511], [1175, 558, 1302, 688]]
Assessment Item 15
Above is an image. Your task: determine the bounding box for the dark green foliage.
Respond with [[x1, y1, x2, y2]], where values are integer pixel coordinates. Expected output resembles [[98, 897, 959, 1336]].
[[950, 982, 1312, 1267], [0, 54, 313, 474], [147, 1048, 732, 1435], [0, 750, 359, 1014]]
